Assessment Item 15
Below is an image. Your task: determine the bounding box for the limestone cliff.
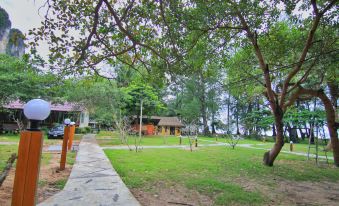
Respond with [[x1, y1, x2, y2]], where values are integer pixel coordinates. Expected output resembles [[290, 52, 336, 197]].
[[0, 7, 24, 57]]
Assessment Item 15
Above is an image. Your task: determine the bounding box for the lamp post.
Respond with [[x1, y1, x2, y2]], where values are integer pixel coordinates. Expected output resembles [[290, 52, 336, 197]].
[[12, 99, 51, 206], [60, 118, 71, 170], [67, 122, 75, 151]]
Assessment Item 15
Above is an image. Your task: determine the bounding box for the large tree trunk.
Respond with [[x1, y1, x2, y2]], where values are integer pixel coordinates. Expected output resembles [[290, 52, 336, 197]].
[[211, 112, 216, 135], [236, 109, 240, 135], [301, 88, 339, 167], [319, 92, 339, 167], [201, 102, 210, 135], [199, 72, 210, 136], [263, 105, 284, 166], [272, 124, 276, 137], [227, 94, 231, 133], [326, 82, 338, 151]]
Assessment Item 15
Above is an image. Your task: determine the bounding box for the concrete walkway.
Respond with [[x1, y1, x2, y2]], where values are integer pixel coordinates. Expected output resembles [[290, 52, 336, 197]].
[[39, 134, 140, 206]]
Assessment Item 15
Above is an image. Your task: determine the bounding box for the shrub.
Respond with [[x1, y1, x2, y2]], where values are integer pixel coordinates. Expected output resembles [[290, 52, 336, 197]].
[[84, 127, 91, 133], [75, 127, 81, 134]]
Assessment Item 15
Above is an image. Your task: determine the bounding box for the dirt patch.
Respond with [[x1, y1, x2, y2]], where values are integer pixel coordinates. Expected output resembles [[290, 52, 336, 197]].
[[132, 181, 213, 206], [131, 178, 339, 206], [0, 152, 74, 206], [276, 180, 339, 206], [233, 177, 339, 206]]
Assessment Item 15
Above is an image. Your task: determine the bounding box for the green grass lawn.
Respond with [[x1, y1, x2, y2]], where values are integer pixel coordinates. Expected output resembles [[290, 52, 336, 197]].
[[105, 146, 339, 205], [199, 137, 267, 145], [96, 132, 213, 146], [0, 144, 18, 170], [0, 133, 81, 171], [0, 133, 21, 142], [96, 131, 276, 147], [0, 145, 54, 171], [96, 130, 115, 137], [0, 133, 83, 145], [200, 136, 333, 158], [245, 141, 333, 157]]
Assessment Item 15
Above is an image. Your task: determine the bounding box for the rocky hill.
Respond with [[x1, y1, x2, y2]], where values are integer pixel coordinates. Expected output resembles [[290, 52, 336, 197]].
[[0, 7, 24, 57]]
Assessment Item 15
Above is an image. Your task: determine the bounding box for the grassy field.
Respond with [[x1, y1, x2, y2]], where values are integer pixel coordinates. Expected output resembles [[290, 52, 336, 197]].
[[0, 144, 18, 170], [0, 133, 82, 171], [105, 146, 339, 205], [0, 134, 21, 142], [96, 132, 215, 146], [96, 131, 266, 147]]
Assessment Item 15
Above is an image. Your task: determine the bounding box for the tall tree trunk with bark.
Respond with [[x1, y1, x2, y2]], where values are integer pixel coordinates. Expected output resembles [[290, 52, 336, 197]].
[[272, 124, 276, 137], [198, 72, 210, 136], [233, 0, 337, 166], [235, 102, 240, 135], [211, 112, 216, 135], [263, 104, 284, 166], [326, 82, 338, 150], [300, 88, 339, 167], [227, 94, 231, 133]]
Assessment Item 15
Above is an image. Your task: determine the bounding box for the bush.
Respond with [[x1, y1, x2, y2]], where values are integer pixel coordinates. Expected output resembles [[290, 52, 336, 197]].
[[75, 127, 82, 134], [246, 134, 261, 140], [41, 126, 49, 134], [75, 127, 92, 134], [84, 127, 91, 133]]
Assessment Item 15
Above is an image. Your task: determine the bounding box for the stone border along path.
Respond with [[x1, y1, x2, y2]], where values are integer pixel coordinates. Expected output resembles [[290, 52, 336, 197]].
[[101, 138, 333, 160], [38, 134, 140, 206]]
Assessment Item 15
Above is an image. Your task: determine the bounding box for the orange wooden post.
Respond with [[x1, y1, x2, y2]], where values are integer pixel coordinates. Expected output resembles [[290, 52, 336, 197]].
[[60, 126, 70, 170], [12, 131, 44, 206], [67, 125, 75, 151]]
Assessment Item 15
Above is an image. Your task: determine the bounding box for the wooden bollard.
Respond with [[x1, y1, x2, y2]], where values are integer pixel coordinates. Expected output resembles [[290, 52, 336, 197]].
[[67, 125, 75, 151], [60, 126, 70, 170], [290, 141, 293, 152], [195, 136, 198, 147], [179, 135, 182, 145], [12, 131, 43, 206]]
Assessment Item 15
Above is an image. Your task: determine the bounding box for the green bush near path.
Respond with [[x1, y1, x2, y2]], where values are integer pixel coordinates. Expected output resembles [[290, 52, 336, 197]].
[[104, 146, 339, 205]]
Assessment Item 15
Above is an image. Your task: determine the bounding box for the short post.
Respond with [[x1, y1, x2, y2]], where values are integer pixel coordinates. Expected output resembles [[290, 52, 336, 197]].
[[195, 136, 198, 147], [215, 134, 218, 142], [12, 99, 50, 206], [290, 141, 293, 152], [67, 122, 75, 151], [60, 118, 71, 170], [179, 135, 182, 145]]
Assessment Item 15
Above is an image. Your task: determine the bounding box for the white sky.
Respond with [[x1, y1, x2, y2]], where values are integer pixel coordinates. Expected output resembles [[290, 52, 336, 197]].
[[0, 0, 49, 57]]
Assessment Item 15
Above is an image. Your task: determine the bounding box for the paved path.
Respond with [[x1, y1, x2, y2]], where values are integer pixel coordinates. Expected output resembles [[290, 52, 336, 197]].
[[39, 134, 140, 206]]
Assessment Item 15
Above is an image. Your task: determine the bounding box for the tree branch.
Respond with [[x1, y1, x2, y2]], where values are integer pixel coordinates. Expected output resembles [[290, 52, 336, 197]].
[[75, 0, 104, 65], [280, 0, 337, 105]]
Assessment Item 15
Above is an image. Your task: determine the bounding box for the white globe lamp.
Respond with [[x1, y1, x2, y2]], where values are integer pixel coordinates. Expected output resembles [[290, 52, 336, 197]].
[[64, 118, 71, 125], [70, 121, 75, 126], [23, 99, 51, 130]]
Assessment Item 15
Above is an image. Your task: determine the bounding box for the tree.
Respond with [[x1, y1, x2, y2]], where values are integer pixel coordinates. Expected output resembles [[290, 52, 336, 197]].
[[30, 0, 339, 166], [205, 1, 337, 166], [229, 1, 338, 166], [0, 54, 61, 105]]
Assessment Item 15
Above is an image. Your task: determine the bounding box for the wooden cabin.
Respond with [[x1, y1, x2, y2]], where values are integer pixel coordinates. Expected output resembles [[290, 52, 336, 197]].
[[132, 116, 184, 136]]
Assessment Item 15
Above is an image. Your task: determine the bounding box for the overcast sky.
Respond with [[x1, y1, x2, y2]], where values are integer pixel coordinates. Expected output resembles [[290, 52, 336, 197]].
[[1, 0, 48, 56], [1, 0, 46, 32]]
